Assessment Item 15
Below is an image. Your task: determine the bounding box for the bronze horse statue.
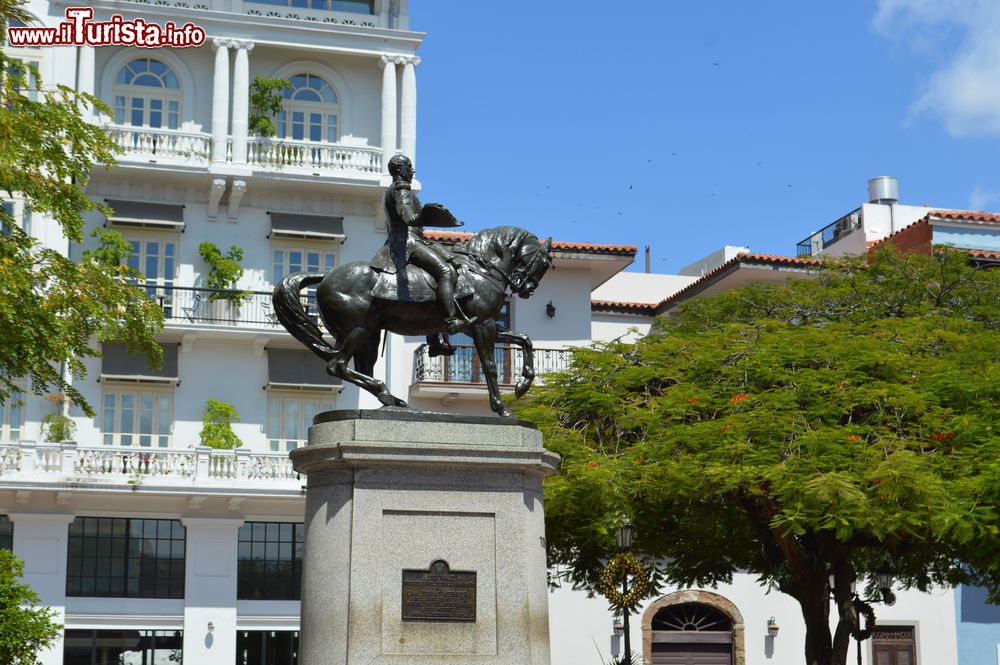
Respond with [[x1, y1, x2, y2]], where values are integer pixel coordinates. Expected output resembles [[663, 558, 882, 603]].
[[272, 226, 553, 417]]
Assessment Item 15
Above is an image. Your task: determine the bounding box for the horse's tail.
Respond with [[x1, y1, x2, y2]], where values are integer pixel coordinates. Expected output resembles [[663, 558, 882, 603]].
[[272, 273, 336, 362]]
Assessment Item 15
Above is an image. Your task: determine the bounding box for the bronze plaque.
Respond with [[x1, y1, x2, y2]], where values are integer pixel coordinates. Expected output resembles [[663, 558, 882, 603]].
[[401, 560, 476, 623]]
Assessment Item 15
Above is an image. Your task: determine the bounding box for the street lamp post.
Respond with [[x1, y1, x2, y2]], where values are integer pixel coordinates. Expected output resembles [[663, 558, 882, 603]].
[[615, 522, 635, 665]]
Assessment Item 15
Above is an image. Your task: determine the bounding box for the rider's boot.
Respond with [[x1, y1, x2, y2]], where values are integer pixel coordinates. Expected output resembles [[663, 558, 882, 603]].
[[426, 333, 456, 358]]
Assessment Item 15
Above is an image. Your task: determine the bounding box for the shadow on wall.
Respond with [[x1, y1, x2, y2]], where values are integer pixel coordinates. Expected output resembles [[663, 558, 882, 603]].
[[961, 585, 1000, 624]]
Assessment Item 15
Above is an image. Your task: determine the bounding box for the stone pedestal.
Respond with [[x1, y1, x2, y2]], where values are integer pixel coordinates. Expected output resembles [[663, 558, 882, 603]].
[[290, 410, 559, 665]]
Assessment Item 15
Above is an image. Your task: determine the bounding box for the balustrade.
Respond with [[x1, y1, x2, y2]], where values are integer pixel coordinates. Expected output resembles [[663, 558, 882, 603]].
[[106, 124, 211, 164], [413, 345, 570, 385]]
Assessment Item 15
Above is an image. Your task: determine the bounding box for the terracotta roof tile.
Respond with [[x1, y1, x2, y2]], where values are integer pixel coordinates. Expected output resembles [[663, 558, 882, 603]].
[[969, 248, 1000, 260], [591, 299, 656, 315], [422, 230, 637, 256], [927, 209, 1000, 224], [653, 253, 822, 312]]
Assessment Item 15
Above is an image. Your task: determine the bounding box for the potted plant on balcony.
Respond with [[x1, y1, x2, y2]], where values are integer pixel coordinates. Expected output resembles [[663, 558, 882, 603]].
[[198, 241, 250, 322], [199, 399, 242, 450], [249, 76, 293, 138], [40, 393, 76, 443]]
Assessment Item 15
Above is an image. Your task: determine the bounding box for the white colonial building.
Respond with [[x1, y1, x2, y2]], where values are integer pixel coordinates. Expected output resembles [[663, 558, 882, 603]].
[[0, 0, 984, 662]]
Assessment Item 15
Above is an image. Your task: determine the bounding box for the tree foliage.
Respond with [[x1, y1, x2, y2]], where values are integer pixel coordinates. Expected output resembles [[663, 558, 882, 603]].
[[0, 0, 163, 415], [248, 76, 292, 138], [517, 247, 1000, 665], [198, 241, 248, 304], [199, 398, 242, 449], [0, 550, 62, 665]]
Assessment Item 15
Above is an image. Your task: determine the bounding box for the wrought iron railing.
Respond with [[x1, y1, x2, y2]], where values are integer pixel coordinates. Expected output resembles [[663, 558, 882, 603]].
[[413, 345, 569, 385], [796, 208, 862, 257], [152, 285, 324, 330]]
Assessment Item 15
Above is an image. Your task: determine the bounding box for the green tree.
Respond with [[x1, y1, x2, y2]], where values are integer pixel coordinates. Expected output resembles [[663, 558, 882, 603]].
[[517, 247, 1000, 665], [248, 76, 292, 138], [199, 398, 242, 449], [198, 242, 248, 304], [0, 550, 62, 665], [0, 0, 163, 415]]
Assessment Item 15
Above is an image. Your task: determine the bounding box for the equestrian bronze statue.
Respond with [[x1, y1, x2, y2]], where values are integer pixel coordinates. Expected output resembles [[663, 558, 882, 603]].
[[272, 155, 553, 417]]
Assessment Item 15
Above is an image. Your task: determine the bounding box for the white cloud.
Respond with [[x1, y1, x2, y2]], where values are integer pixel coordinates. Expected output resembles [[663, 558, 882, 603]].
[[875, 0, 1000, 137], [969, 185, 996, 211]]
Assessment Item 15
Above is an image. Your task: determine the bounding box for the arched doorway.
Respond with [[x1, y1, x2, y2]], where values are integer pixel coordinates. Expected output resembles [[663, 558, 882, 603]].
[[642, 590, 745, 665]]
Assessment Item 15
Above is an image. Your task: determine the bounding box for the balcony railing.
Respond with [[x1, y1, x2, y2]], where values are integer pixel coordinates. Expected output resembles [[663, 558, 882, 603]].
[[247, 137, 382, 175], [796, 208, 862, 257], [106, 124, 211, 166], [152, 285, 325, 332], [0, 441, 299, 489], [413, 345, 570, 386]]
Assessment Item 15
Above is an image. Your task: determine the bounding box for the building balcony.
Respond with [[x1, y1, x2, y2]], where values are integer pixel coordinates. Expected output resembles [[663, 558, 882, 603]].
[[107, 124, 212, 170], [410, 344, 570, 401], [152, 285, 327, 334], [245, 136, 382, 177], [106, 124, 382, 182], [796, 208, 862, 257], [0, 441, 300, 492]]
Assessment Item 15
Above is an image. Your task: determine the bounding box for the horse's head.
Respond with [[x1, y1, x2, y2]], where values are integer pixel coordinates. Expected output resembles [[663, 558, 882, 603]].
[[509, 236, 553, 299]]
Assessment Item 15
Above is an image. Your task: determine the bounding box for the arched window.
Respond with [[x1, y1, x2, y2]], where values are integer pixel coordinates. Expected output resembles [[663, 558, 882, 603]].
[[112, 58, 181, 129], [277, 74, 339, 143]]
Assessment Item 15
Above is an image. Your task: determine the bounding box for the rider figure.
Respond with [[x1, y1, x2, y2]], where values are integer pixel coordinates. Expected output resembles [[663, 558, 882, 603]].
[[371, 154, 475, 341]]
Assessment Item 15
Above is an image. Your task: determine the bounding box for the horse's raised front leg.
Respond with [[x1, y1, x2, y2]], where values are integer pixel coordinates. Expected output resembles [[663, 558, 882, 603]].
[[326, 327, 408, 408], [469, 320, 509, 417], [496, 328, 534, 399]]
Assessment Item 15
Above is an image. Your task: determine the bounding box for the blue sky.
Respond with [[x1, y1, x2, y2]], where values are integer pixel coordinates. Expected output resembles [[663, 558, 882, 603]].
[[410, 1, 1000, 272]]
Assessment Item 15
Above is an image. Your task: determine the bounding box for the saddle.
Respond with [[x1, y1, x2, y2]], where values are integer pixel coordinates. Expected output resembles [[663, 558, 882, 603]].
[[371, 261, 476, 303]]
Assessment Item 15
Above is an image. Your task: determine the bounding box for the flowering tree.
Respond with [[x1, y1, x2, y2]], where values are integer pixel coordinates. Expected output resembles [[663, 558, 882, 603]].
[[518, 247, 1000, 665]]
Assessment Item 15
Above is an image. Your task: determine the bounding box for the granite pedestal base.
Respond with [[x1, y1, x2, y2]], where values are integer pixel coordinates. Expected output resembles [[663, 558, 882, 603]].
[[290, 410, 559, 665]]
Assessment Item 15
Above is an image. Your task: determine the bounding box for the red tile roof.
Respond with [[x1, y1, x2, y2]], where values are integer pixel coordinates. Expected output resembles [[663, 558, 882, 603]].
[[591, 299, 657, 315], [423, 230, 637, 256], [969, 249, 1000, 261], [652, 253, 823, 312], [927, 209, 1000, 224]]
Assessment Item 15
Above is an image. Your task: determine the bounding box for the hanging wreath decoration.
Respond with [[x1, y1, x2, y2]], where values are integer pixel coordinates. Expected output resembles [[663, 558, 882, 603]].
[[599, 552, 650, 610]]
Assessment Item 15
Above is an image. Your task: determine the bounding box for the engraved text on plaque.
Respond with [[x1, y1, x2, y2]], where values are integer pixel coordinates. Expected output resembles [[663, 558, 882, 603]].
[[401, 559, 476, 622]]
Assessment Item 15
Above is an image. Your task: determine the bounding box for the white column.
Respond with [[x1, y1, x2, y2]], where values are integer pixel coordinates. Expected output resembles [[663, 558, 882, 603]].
[[400, 56, 419, 166], [230, 41, 253, 166], [379, 55, 398, 174], [181, 517, 244, 665], [211, 39, 232, 164], [77, 46, 95, 118], [8, 513, 76, 665]]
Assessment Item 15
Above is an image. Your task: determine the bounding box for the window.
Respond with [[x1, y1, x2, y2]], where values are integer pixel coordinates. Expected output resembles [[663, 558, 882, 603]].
[[3, 18, 42, 102], [0, 515, 12, 551], [277, 74, 339, 143], [271, 246, 335, 284], [873, 626, 917, 665], [2, 199, 31, 237], [245, 0, 372, 13], [64, 630, 183, 665], [102, 388, 172, 447], [112, 58, 181, 129], [124, 235, 177, 317], [237, 522, 304, 600], [267, 394, 333, 452], [237, 630, 299, 665], [67, 517, 185, 598], [1, 386, 22, 443]]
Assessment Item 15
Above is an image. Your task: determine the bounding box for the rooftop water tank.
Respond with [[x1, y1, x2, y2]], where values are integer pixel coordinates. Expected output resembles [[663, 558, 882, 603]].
[[868, 176, 899, 205]]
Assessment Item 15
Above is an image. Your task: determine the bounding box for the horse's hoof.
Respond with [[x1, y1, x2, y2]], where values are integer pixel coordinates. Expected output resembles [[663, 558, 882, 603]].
[[514, 382, 531, 399]]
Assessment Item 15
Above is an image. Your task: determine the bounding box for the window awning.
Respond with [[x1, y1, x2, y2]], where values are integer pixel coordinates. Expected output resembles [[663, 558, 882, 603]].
[[101, 342, 179, 384], [105, 199, 185, 231], [268, 212, 345, 241], [267, 348, 342, 391]]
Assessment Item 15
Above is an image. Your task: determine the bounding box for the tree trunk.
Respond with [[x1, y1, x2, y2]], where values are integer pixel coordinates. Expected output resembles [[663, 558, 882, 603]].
[[799, 577, 834, 665]]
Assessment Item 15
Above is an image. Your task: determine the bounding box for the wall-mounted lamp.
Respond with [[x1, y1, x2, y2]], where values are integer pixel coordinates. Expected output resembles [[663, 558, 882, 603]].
[[207, 621, 214, 633], [545, 301, 556, 318], [875, 570, 896, 606], [766, 616, 780, 638]]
